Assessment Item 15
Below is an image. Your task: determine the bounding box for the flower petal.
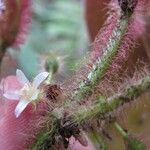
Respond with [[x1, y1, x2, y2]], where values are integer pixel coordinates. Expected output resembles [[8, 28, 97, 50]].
[[16, 69, 30, 85], [15, 100, 30, 118], [33, 72, 49, 88], [3, 91, 20, 100]]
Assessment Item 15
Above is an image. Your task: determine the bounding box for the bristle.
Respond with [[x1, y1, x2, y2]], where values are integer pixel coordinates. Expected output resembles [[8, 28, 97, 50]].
[[93, 0, 149, 96], [62, 0, 149, 103], [62, 0, 120, 96]]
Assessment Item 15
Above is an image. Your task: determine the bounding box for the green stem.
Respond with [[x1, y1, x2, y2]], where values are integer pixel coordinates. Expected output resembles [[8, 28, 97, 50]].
[[31, 74, 150, 149], [74, 75, 150, 123], [114, 122, 145, 150], [45, 70, 53, 84], [30, 115, 58, 150], [114, 122, 127, 138], [73, 15, 130, 101]]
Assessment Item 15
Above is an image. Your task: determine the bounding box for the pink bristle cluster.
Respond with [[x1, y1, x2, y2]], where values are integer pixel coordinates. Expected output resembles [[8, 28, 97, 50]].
[[104, 0, 149, 79], [91, 0, 149, 95], [90, 0, 120, 62], [62, 0, 120, 96], [64, 0, 150, 99]]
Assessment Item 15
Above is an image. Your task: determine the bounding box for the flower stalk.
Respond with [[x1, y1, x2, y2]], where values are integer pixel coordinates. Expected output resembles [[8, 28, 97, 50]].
[[114, 122, 127, 138], [30, 115, 58, 150]]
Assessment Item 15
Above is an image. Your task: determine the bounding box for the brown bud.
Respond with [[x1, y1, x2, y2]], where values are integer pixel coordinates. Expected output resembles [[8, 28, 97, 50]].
[[44, 84, 62, 102]]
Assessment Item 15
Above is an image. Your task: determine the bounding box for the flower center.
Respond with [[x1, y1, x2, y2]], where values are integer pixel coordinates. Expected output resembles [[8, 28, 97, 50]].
[[20, 84, 39, 101]]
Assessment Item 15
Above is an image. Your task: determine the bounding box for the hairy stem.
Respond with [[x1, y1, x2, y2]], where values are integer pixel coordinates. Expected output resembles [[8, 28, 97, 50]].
[[114, 122, 127, 138], [31, 75, 150, 149], [73, 14, 131, 101], [74, 75, 150, 123], [31, 115, 58, 150], [31, 2, 143, 148]]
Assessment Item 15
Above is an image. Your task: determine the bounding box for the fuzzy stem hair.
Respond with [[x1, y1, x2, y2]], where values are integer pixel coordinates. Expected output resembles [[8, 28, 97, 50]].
[[31, 73, 150, 149], [72, 9, 133, 101]]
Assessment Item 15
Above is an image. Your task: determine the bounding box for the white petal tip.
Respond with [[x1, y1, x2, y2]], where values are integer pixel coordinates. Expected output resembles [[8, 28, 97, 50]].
[[42, 72, 49, 78], [15, 100, 29, 118], [16, 69, 30, 85], [15, 108, 22, 118], [33, 72, 49, 88], [15, 112, 19, 118], [15, 108, 21, 118], [16, 69, 22, 75]]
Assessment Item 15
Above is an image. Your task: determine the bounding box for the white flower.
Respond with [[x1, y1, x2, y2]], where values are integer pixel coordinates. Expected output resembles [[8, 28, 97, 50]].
[[3, 69, 49, 118]]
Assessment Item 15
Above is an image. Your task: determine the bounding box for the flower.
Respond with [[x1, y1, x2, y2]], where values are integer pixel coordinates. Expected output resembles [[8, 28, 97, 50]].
[[3, 69, 49, 118]]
